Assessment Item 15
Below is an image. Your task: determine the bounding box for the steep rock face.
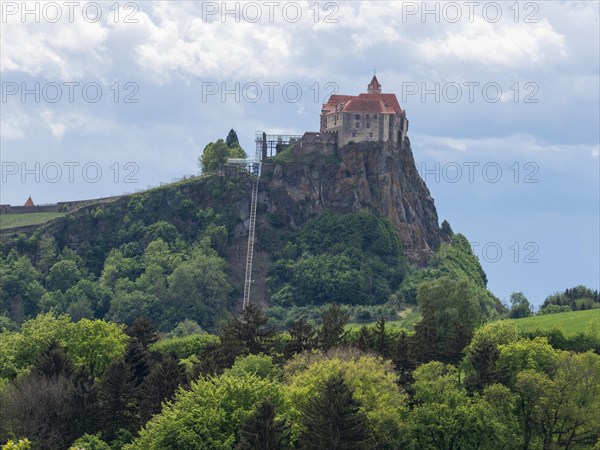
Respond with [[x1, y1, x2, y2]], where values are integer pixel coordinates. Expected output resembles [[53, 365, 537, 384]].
[[259, 138, 442, 265]]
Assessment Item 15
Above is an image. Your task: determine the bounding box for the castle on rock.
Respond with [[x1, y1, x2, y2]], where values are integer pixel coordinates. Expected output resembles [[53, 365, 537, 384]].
[[320, 75, 409, 148]]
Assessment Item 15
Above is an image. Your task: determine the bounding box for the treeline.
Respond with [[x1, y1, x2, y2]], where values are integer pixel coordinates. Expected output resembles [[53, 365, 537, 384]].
[[540, 285, 599, 314], [2, 275, 599, 449]]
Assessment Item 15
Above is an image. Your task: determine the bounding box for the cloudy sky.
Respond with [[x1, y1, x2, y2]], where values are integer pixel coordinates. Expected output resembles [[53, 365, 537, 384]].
[[1, 1, 598, 307]]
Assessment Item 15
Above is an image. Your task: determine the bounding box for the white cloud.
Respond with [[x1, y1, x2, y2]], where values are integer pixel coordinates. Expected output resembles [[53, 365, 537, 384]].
[[0, 112, 29, 140], [38, 109, 116, 139], [417, 19, 567, 69], [1, 11, 110, 79]]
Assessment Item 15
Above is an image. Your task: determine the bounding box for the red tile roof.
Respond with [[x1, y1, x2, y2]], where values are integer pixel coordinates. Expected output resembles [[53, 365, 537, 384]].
[[322, 92, 403, 115], [24, 196, 34, 207]]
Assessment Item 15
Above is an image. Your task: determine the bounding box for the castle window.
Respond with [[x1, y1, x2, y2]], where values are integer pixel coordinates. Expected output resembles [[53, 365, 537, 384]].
[[366, 114, 370, 119], [355, 114, 360, 120], [374, 114, 377, 118], [352, 132, 356, 137], [369, 132, 373, 138], [366, 123, 370, 129], [355, 123, 360, 128]]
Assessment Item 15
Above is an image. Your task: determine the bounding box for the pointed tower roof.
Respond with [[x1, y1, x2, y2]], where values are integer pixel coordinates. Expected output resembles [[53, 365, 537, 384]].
[[24, 196, 35, 207], [367, 75, 381, 94]]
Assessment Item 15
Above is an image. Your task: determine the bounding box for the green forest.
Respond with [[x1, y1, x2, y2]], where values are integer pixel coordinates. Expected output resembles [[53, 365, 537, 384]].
[[1, 154, 599, 449]]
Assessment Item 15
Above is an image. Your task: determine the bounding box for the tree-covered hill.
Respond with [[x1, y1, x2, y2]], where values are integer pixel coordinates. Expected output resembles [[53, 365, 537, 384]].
[[0, 174, 248, 331], [1, 163, 503, 334]]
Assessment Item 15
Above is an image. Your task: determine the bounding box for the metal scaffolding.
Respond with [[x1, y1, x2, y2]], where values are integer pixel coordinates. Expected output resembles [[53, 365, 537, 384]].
[[255, 131, 302, 160]]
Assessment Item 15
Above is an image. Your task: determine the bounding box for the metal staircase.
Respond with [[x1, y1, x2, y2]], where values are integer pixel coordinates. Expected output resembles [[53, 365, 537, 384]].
[[242, 174, 259, 309]]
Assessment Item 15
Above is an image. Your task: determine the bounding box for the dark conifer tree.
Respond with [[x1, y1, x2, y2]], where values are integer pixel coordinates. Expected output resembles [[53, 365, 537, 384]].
[[224, 304, 275, 355], [123, 340, 150, 389], [194, 341, 235, 377], [299, 373, 369, 449], [68, 366, 100, 437], [466, 338, 501, 391], [441, 219, 454, 237], [317, 304, 349, 351], [30, 341, 74, 379], [139, 354, 186, 423], [413, 303, 440, 363], [374, 315, 390, 357], [235, 400, 290, 450], [97, 359, 138, 442], [392, 331, 417, 388], [284, 318, 315, 357], [226, 129, 240, 148], [355, 326, 371, 353], [127, 318, 159, 350]]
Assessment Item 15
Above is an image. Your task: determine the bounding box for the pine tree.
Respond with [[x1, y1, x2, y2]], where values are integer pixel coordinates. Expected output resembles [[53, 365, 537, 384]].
[[139, 354, 186, 423], [235, 400, 290, 450], [466, 338, 500, 391], [317, 304, 349, 351], [127, 318, 159, 350], [224, 304, 275, 354], [355, 326, 371, 353], [441, 219, 454, 237], [392, 331, 417, 388], [374, 315, 390, 357], [68, 366, 100, 437], [414, 303, 440, 363], [284, 318, 315, 357], [97, 359, 138, 442], [30, 341, 74, 379], [123, 340, 150, 389], [194, 340, 238, 377], [226, 129, 240, 148], [299, 373, 368, 449]]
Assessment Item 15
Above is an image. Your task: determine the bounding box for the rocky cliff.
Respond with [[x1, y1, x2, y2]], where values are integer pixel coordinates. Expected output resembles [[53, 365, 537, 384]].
[[258, 136, 442, 266]]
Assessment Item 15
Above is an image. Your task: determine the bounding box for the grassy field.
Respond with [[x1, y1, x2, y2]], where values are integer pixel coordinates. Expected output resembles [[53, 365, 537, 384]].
[[509, 309, 600, 336], [0, 212, 65, 230], [345, 309, 599, 336]]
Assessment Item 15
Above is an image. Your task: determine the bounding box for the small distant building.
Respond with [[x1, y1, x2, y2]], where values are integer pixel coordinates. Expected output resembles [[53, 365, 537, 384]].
[[320, 75, 408, 148], [24, 196, 35, 207]]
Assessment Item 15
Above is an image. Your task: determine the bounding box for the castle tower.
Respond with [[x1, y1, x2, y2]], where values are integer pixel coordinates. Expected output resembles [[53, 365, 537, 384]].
[[367, 75, 381, 94]]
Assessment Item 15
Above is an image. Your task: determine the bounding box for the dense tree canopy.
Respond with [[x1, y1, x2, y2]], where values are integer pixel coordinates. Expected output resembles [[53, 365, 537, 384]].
[[268, 210, 406, 307]]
